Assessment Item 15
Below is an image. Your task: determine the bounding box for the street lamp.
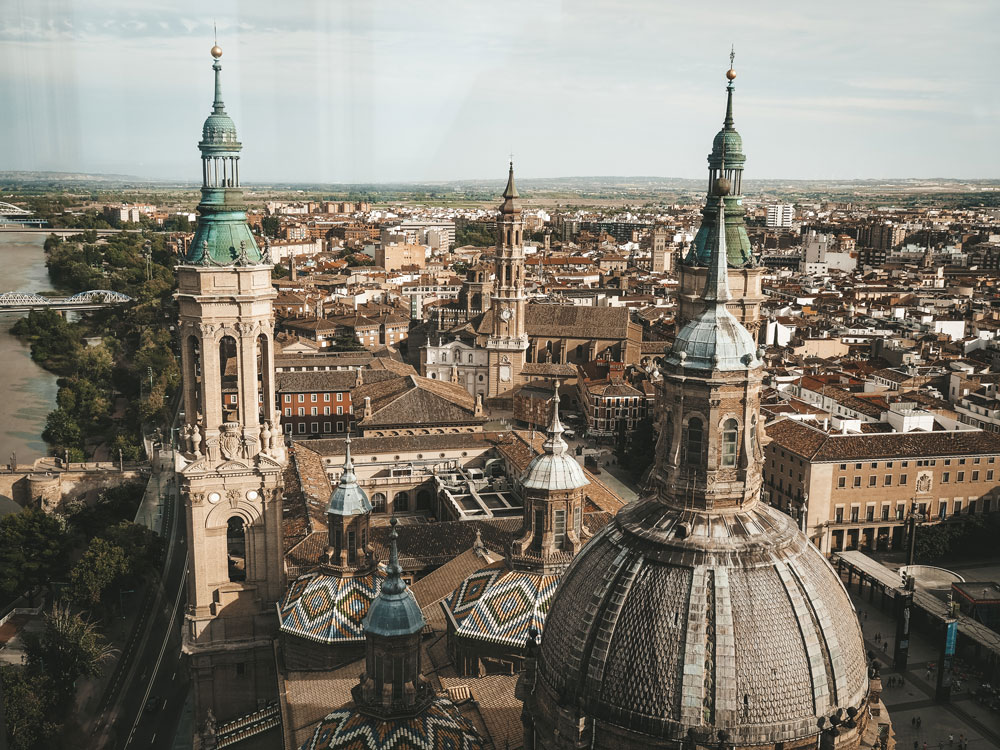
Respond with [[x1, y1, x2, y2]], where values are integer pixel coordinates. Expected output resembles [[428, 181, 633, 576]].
[[906, 501, 926, 568]]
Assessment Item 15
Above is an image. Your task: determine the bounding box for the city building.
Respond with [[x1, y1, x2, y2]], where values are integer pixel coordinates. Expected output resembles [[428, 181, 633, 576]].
[[765, 202, 795, 228], [650, 226, 672, 273], [765, 416, 1000, 554], [375, 240, 426, 271]]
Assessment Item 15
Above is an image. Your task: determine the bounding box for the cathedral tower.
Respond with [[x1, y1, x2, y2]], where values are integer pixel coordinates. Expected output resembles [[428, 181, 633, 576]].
[[178, 44, 285, 728], [486, 162, 529, 397], [520, 177, 881, 748], [678, 54, 766, 337]]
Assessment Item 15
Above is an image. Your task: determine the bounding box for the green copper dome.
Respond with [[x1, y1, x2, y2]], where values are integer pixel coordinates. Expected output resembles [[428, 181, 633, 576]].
[[184, 47, 266, 267], [364, 520, 424, 638], [201, 112, 239, 147], [688, 197, 754, 267]]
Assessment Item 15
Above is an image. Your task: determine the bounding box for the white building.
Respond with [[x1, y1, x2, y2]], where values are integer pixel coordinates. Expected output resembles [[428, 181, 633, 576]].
[[766, 203, 795, 228]]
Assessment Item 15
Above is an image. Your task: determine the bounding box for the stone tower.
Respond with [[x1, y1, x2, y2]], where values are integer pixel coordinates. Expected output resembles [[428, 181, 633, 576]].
[[678, 54, 766, 337], [512, 382, 590, 572], [487, 162, 529, 397], [178, 44, 286, 729]]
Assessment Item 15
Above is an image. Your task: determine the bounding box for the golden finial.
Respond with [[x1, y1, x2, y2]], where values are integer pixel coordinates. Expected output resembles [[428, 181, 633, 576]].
[[211, 22, 222, 58], [727, 45, 736, 80]]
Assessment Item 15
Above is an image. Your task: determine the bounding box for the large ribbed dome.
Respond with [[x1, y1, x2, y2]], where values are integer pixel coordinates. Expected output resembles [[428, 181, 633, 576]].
[[532, 498, 869, 745]]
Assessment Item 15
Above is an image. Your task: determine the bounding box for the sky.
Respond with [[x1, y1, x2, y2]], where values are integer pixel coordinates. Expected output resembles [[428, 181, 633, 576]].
[[1, 0, 998, 184]]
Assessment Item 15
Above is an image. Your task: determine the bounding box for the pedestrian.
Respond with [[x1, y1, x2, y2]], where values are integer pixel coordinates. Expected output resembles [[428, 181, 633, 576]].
[[917, 717, 922, 729], [912, 717, 917, 727], [883, 641, 888, 652], [913, 742, 918, 750], [949, 735, 954, 747]]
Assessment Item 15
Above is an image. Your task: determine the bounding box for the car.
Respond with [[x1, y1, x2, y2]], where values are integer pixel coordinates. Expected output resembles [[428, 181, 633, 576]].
[[563, 429, 576, 439], [145, 696, 160, 715]]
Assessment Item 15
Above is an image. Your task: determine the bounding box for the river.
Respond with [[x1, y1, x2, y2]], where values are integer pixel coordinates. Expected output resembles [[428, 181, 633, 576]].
[[0, 232, 60, 466]]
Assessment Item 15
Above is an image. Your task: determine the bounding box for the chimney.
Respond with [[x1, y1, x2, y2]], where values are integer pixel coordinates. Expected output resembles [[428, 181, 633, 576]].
[[289, 253, 297, 282], [363, 396, 373, 420]]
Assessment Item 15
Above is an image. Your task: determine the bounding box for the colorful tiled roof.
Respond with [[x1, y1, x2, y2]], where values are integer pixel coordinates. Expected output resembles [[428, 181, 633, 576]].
[[279, 570, 384, 644], [298, 696, 483, 750], [444, 567, 560, 647]]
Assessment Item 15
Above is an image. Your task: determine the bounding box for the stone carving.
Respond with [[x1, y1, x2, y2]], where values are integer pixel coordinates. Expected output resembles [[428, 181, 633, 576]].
[[190, 492, 205, 506], [226, 488, 242, 505], [259, 422, 272, 454], [220, 423, 242, 460], [240, 431, 259, 459], [916, 472, 932, 494]]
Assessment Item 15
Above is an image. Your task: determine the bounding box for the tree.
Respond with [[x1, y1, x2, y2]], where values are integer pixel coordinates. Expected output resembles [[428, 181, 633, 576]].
[[329, 331, 367, 352], [1, 666, 58, 750], [261, 215, 280, 237], [68, 538, 129, 612], [104, 521, 164, 578], [23, 602, 115, 698], [0, 508, 70, 604], [41, 408, 82, 450]]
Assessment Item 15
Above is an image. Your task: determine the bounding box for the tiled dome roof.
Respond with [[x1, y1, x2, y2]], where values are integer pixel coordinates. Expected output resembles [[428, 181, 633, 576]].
[[533, 498, 870, 744], [666, 304, 760, 372], [299, 696, 483, 750]]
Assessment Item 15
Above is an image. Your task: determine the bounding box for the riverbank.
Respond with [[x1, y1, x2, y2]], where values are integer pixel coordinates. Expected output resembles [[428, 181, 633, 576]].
[[0, 232, 60, 465]]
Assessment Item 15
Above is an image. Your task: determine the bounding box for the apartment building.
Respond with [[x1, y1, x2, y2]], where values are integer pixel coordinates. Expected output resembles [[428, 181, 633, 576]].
[[765, 417, 1000, 555]]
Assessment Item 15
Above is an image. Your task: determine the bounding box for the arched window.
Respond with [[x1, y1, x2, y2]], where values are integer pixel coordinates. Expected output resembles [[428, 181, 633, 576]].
[[684, 418, 704, 467], [219, 335, 239, 423], [394, 491, 409, 512], [227, 517, 247, 582], [722, 419, 739, 468], [372, 493, 387, 512], [468, 354, 473, 363]]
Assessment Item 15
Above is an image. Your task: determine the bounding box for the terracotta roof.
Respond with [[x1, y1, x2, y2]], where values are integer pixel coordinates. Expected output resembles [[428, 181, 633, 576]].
[[356, 375, 483, 429], [275, 369, 396, 393], [766, 418, 1000, 462], [308, 433, 493, 458]]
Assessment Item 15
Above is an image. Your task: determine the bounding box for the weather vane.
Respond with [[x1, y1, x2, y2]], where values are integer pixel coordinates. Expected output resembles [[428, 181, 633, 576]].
[[730, 45, 735, 69]]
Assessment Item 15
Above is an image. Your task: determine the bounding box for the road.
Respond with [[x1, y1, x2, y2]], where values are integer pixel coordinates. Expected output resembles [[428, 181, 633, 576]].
[[93, 470, 190, 750]]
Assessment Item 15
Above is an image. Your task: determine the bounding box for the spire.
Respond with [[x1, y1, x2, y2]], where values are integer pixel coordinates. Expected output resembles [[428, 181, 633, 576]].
[[701, 147, 732, 305], [541, 380, 568, 457], [382, 517, 406, 596], [724, 46, 736, 129], [503, 160, 519, 200], [211, 45, 225, 114], [341, 435, 356, 484]]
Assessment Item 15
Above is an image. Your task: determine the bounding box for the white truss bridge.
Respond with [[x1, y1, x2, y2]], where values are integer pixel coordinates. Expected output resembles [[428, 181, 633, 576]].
[[0, 289, 133, 311]]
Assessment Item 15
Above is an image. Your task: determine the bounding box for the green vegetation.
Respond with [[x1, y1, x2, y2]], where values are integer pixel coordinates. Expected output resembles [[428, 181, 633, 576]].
[[0, 508, 70, 605], [914, 513, 1000, 563], [12, 231, 179, 459], [0, 483, 160, 748], [261, 215, 280, 237], [455, 222, 496, 247]]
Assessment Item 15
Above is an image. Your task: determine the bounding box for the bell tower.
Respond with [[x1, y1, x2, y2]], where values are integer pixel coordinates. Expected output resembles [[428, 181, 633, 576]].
[[487, 161, 529, 397], [178, 43, 285, 729]]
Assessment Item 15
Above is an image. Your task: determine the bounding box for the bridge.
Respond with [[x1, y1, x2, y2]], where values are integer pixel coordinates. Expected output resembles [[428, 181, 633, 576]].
[[0, 202, 47, 227], [0, 289, 133, 313]]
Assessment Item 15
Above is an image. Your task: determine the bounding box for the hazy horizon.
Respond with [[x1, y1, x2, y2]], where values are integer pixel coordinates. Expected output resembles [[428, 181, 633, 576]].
[[3, 1, 998, 184]]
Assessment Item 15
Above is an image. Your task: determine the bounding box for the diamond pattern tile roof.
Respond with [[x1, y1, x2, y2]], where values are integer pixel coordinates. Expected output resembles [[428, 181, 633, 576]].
[[279, 570, 384, 644], [444, 567, 561, 647], [298, 696, 483, 750]]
